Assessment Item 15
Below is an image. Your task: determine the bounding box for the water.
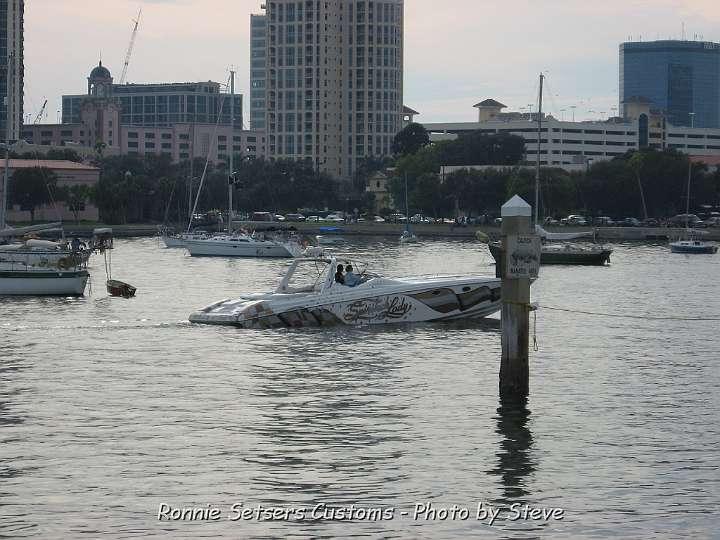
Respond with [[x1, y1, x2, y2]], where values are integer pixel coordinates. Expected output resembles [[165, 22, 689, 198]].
[[1, 238, 719, 539]]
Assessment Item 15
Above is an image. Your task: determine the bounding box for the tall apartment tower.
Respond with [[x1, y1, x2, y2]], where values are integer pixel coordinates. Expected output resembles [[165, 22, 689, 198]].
[[1, 0, 24, 142], [250, 14, 268, 130], [263, 0, 404, 180]]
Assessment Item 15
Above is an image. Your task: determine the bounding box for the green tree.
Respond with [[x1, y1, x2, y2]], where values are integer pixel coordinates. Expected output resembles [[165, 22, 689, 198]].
[[437, 132, 525, 166], [59, 184, 94, 223], [8, 167, 59, 223], [392, 122, 430, 156]]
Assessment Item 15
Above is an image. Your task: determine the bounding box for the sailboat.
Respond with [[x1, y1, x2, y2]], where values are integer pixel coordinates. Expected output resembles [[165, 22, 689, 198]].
[[488, 73, 612, 266], [182, 71, 306, 258], [399, 173, 418, 243], [669, 160, 718, 254], [0, 152, 89, 296]]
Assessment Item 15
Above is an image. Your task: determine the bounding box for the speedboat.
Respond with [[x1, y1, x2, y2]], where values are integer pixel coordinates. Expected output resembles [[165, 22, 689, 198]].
[[189, 256, 501, 328], [185, 232, 305, 258], [670, 239, 718, 254]]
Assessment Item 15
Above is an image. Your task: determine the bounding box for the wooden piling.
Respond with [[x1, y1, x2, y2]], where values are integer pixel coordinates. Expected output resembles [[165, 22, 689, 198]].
[[499, 196, 539, 399]]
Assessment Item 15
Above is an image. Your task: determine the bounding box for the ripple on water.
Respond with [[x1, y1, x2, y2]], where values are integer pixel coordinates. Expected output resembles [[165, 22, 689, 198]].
[[0, 238, 718, 538]]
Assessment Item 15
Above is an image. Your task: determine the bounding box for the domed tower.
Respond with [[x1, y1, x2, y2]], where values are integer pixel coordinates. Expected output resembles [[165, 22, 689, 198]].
[[88, 61, 113, 98], [80, 60, 120, 150]]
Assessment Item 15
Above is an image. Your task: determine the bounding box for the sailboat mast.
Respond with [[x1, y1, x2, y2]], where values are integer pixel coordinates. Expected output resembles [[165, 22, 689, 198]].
[[534, 73, 544, 228], [0, 144, 8, 230], [228, 70, 235, 234], [685, 157, 692, 230], [404, 172, 410, 232]]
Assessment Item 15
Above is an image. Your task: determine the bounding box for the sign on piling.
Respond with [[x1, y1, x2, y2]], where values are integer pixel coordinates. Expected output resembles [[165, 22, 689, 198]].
[[499, 195, 540, 399]]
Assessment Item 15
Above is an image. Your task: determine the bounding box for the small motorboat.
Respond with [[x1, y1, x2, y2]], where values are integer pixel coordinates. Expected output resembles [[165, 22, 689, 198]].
[[670, 239, 718, 254], [190, 256, 501, 328], [400, 229, 419, 243], [316, 235, 347, 245], [107, 279, 137, 298]]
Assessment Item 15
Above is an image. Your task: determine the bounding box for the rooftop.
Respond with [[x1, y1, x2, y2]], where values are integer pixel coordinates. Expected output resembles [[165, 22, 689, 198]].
[[474, 99, 507, 109]]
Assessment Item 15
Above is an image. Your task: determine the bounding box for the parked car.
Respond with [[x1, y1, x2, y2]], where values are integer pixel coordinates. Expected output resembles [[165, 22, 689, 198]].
[[544, 217, 561, 226], [703, 216, 720, 228], [306, 215, 321, 222], [621, 217, 641, 227], [388, 213, 407, 223], [284, 213, 306, 222], [641, 218, 659, 227], [274, 214, 286, 222], [493, 217, 503, 227], [373, 216, 386, 223], [668, 214, 702, 227], [594, 216, 615, 226], [251, 211, 274, 222], [564, 215, 588, 226], [324, 213, 345, 222]]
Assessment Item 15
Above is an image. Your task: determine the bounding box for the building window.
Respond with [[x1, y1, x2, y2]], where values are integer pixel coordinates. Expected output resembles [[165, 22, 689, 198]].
[[128, 132, 138, 138]]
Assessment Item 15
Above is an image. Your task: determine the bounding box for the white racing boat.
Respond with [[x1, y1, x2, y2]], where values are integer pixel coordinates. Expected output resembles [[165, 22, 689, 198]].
[[190, 256, 501, 328]]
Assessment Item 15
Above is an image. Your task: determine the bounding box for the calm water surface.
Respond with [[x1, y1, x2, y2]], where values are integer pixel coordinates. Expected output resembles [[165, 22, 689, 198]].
[[1, 238, 718, 539]]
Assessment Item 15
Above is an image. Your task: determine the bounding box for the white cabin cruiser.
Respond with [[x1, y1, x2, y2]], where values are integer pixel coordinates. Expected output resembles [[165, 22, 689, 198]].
[[190, 257, 501, 328], [185, 233, 305, 258]]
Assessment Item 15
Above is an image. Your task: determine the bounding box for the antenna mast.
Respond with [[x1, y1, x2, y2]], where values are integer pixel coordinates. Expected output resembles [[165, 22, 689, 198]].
[[119, 9, 142, 85]]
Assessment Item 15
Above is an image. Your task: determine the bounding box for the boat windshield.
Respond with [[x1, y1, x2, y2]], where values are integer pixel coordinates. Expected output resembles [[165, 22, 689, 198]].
[[277, 259, 332, 293], [276, 258, 372, 293]]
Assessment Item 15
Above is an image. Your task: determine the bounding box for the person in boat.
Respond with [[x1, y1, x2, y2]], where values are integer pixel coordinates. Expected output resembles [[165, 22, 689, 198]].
[[334, 264, 345, 284], [344, 264, 360, 287]]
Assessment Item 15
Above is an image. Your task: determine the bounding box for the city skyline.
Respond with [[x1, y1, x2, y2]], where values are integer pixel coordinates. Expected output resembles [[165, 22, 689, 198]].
[[23, 0, 720, 126]]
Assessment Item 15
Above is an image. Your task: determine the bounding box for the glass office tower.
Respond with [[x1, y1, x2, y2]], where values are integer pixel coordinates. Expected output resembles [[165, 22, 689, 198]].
[[620, 40, 720, 128]]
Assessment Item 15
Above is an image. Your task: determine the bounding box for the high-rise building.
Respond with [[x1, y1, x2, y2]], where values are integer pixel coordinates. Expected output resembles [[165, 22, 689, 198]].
[[250, 14, 267, 130], [1, 0, 24, 142], [620, 40, 720, 128], [262, 0, 404, 180]]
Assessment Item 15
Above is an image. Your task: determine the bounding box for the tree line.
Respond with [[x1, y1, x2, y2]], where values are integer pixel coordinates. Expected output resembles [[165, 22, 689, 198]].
[[5, 126, 720, 224], [375, 123, 720, 219]]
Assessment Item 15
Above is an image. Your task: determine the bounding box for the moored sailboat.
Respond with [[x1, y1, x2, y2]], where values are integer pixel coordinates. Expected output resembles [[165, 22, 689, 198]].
[[670, 159, 717, 254]]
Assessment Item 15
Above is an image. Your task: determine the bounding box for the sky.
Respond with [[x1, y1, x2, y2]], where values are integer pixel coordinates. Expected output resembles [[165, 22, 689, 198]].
[[23, 0, 720, 126]]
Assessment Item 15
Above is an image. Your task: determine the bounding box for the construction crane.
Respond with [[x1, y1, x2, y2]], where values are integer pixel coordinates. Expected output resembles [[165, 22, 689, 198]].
[[34, 99, 48, 124], [119, 8, 142, 85]]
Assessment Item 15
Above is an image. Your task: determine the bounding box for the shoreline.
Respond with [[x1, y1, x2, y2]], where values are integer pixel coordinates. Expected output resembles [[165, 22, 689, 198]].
[[7, 221, 720, 241]]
